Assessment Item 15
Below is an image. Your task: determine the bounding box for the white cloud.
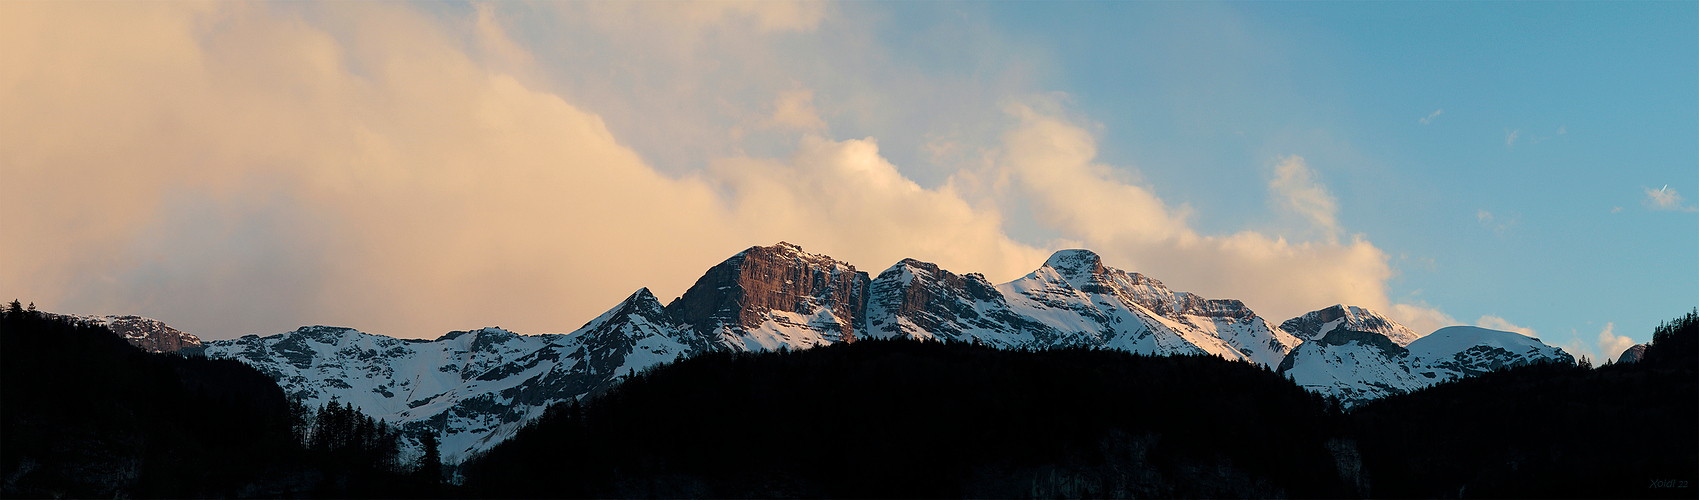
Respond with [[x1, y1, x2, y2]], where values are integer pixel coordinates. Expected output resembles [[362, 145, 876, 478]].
[[0, 2, 1016, 338], [1419, 109, 1443, 125], [1557, 125, 1566, 135], [1505, 128, 1519, 148], [1561, 322, 1639, 365], [995, 105, 1397, 323], [1597, 323, 1638, 362], [0, 1, 1434, 342], [1476, 315, 1537, 338], [768, 88, 827, 131], [1388, 302, 1460, 337], [1643, 186, 1698, 212], [1611, 206, 1623, 213], [1269, 155, 1342, 241]]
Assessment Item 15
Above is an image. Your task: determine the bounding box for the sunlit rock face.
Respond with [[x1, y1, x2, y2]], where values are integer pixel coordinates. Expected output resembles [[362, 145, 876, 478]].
[[994, 249, 1302, 368], [1617, 344, 1648, 364], [172, 242, 1577, 459], [49, 314, 203, 353], [664, 242, 870, 351], [863, 258, 1057, 348], [1281, 304, 1422, 346]]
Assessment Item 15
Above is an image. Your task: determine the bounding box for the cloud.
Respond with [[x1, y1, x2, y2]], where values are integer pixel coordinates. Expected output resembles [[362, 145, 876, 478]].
[[1562, 322, 1638, 364], [0, 2, 1426, 342], [1643, 186, 1698, 212], [1268, 155, 1342, 241], [1476, 209, 1517, 235], [768, 88, 827, 131], [1505, 128, 1519, 148], [1557, 125, 1566, 135], [1611, 206, 1623, 213], [1388, 302, 1460, 338], [0, 1, 1041, 338], [1597, 323, 1637, 362], [1418, 109, 1443, 125], [582, 0, 827, 35], [995, 105, 1397, 323], [1476, 315, 1537, 338]]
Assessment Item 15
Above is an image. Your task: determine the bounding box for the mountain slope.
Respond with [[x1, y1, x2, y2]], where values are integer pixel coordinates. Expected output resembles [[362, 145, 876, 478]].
[[1278, 325, 1574, 407], [663, 242, 868, 350], [191, 242, 1575, 457], [1281, 304, 1421, 346], [200, 288, 696, 462]]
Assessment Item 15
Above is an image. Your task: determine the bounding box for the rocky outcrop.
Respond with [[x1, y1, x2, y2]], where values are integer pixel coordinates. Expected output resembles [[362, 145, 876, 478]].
[[664, 242, 869, 350], [179, 242, 1578, 457], [864, 258, 1057, 347], [996, 250, 1299, 367], [1616, 343, 1648, 364], [49, 314, 202, 353], [1281, 304, 1422, 346]]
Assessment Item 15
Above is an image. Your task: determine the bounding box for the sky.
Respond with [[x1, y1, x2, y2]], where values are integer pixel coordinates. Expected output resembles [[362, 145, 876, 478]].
[[2, 1, 1693, 364]]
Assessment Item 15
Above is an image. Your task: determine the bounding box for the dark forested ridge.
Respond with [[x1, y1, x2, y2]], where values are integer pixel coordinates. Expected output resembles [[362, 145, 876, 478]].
[[464, 339, 1355, 498], [5, 302, 1695, 499], [465, 309, 1699, 499], [1349, 309, 1698, 499], [0, 303, 453, 498]]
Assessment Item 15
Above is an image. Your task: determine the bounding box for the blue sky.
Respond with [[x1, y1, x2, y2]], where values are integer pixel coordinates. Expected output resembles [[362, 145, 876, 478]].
[[3, 1, 1693, 362]]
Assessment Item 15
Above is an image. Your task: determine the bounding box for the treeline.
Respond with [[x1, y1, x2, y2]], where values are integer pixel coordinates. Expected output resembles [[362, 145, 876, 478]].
[[0, 302, 452, 498], [6, 299, 1693, 498], [464, 339, 1356, 498], [464, 309, 1698, 499], [1350, 308, 1698, 499]]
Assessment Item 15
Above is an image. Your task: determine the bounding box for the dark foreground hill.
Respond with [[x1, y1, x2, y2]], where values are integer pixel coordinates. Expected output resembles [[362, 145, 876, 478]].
[[0, 307, 453, 498], [1351, 309, 1698, 499], [465, 310, 1698, 499], [464, 339, 1355, 498]]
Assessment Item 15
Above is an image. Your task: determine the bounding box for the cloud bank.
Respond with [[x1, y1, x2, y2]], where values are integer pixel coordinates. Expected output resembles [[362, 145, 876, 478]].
[[2, 2, 1454, 340], [1644, 186, 1697, 212]]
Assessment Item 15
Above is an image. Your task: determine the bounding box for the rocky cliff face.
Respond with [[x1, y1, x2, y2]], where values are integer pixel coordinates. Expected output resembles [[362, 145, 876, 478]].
[[1281, 304, 1421, 346], [994, 250, 1299, 367], [49, 314, 202, 353], [172, 242, 1575, 457], [864, 258, 1058, 347], [664, 242, 869, 350], [1617, 344, 1648, 364]]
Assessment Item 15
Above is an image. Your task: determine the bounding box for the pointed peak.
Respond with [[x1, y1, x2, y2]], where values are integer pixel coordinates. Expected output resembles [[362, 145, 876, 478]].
[[627, 287, 657, 303], [1042, 249, 1105, 279]]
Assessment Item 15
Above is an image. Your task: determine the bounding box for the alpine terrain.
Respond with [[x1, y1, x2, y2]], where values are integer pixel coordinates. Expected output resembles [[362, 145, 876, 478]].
[[148, 242, 1573, 459]]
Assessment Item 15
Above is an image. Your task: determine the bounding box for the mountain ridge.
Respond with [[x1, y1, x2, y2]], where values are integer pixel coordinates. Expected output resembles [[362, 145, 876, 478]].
[[112, 242, 1571, 459]]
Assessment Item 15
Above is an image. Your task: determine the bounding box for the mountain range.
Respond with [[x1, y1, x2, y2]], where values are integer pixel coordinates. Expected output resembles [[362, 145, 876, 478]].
[[93, 242, 1576, 461]]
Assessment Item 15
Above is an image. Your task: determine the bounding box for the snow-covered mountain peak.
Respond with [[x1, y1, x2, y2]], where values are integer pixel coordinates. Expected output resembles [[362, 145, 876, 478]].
[[1281, 304, 1421, 346], [1042, 249, 1110, 290], [664, 242, 869, 350], [1405, 326, 1568, 362]]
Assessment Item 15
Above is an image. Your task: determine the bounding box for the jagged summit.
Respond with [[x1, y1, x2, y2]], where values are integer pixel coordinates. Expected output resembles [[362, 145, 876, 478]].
[[1281, 304, 1422, 346], [1042, 249, 1108, 280], [163, 241, 1578, 461], [664, 242, 868, 350]]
